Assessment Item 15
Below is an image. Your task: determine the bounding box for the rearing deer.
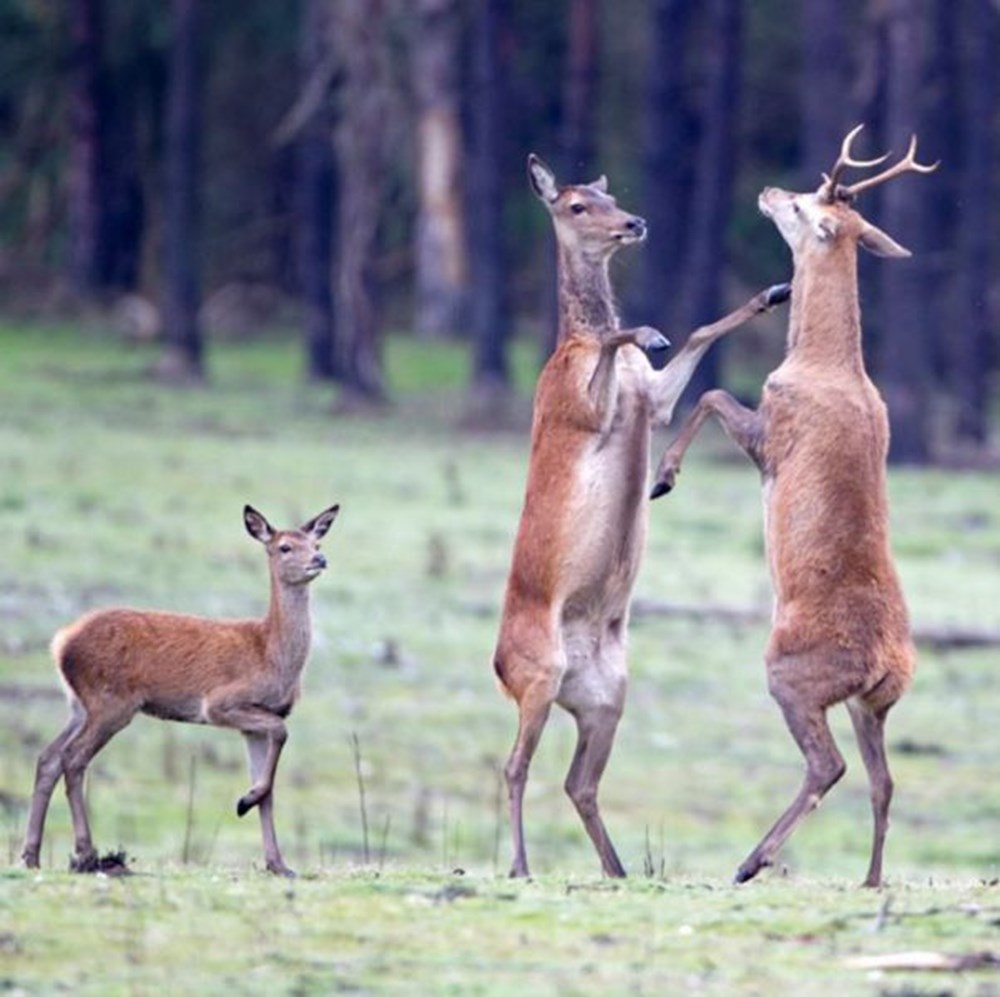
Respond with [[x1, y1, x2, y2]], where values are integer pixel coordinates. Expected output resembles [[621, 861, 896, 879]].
[[22, 503, 339, 876], [651, 126, 936, 887], [493, 154, 789, 878]]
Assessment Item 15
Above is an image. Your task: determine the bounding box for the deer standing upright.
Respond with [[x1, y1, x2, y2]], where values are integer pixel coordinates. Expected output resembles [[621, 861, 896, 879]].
[[22, 503, 339, 876], [651, 126, 936, 887], [493, 154, 789, 878]]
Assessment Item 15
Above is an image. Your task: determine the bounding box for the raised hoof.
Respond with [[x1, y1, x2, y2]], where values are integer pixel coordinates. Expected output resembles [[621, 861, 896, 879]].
[[650, 468, 677, 500], [765, 282, 792, 307], [236, 794, 257, 818]]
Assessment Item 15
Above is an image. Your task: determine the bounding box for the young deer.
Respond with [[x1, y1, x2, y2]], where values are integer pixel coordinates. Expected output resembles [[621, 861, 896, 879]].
[[493, 154, 789, 878], [22, 503, 339, 876], [651, 126, 937, 887]]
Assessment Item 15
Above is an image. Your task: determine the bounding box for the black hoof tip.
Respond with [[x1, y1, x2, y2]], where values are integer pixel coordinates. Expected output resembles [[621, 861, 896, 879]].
[[765, 282, 792, 307], [236, 798, 251, 818], [650, 480, 672, 500]]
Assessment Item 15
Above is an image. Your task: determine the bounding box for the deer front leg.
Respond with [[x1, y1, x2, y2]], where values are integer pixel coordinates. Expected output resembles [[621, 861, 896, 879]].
[[650, 390, 764, 499], [587, 326, 669, 421], [647, 283, 790, 427]]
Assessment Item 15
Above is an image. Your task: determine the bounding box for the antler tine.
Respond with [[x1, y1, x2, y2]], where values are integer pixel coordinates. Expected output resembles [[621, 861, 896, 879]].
[[818, 124, 891, 202], [842, 134, 940, 198]]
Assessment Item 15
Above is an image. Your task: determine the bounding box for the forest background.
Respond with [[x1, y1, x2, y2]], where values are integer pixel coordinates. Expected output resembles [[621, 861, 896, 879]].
[[0, 0, 997, 460]]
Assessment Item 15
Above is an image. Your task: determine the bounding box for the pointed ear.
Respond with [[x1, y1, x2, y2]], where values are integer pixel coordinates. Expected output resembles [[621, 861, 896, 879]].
[[527, 154, 559, 203], [302, 504, 340, 540], [858, 220, 911, 258], [590, 174, 608, 193], [244, 505, 274, 544]]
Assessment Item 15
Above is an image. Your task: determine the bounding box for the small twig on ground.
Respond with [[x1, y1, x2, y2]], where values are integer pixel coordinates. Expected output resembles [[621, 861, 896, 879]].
[[181, 754, 197, 865]]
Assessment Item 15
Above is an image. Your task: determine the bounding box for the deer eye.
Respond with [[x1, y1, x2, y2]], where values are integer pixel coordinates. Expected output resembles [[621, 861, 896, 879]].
[[570, 202, 586, 215], [278, 542, 292, 554]]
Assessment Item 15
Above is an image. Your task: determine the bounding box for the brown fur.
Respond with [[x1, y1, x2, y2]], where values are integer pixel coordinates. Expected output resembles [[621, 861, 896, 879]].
[[22, 503, 338, 876], [495, 155, 788, 878], [651, 140, 926, 886]]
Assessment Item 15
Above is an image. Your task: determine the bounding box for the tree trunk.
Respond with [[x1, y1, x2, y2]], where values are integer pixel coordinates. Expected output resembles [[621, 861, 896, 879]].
[[159, 0, 204, 383], [561, 0, 599, 177], [878, 0, 930, 463], [951, 0, 997, 445], [800, 0, 852, 187], [672, 0, 741, 403], [635, 0, 696, 331], [465, 0, 512, 426], [66, 0, 105, 297], [413, 0, 467, 339], [332, 0, 388, 404], [298, 0, 338, 381]]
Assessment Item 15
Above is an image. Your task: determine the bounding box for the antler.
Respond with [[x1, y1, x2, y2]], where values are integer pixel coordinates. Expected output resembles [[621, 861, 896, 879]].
[[839, 133, 940, 198], [818, 124, 890, 203]]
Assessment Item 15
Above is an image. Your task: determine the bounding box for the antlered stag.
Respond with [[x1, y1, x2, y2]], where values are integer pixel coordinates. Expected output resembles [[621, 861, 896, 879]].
[[651, 126, 936, 886], [22, 503, 339, 876], [493, 154, 789, 878]]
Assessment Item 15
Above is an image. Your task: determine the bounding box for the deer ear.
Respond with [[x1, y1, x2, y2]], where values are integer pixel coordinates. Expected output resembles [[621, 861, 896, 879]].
[[858, 220, 911, 258], [244, 505, 274, 544], [590, 174, 608, 193], [527, 154, 559, 203], [303, 504, 340, 540]]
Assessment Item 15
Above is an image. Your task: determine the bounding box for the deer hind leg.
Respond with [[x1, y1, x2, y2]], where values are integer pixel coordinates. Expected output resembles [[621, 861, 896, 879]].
[[846, 698, 893, 888], [243, 732, 293, 877], [503, 676, 556, 878], [60, 704, 137, 869], [651, 390, 763, 499], [563, 698, 627, 878], [735, 673, 846, 884], [22, 700, 87, 868]]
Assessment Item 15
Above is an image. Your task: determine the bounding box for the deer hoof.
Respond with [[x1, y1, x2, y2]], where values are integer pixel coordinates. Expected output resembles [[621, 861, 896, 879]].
[[650, 469, 677, 500], [765, 282, 792, 307]]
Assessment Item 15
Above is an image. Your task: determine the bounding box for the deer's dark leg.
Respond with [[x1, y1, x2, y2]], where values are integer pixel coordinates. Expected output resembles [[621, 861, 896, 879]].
[[846, 698, 893, 888]]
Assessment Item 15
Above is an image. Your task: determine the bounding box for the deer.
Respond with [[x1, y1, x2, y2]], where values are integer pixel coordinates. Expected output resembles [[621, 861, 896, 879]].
[[21, 502, 339, 877], [650, 125, 937, 887], [492, 153, 790, 878]]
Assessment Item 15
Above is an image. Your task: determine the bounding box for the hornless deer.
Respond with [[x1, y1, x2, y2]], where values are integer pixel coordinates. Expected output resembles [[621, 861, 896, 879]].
[[651, 126, 936, 887], [22, 503, 339, 876], [493, 154, 789, 878]]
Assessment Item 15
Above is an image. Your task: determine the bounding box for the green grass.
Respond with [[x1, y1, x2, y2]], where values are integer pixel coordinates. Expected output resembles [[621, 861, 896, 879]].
[[0, 321, 997, 994]]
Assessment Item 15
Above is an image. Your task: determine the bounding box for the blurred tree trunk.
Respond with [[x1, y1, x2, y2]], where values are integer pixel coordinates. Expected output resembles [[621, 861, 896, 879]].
[[635, 0, 696, 332], [800, 0, 851, 186], [465, 0, 512, 426], [878, 0, 930, 463], [413, 0, 467, 339], [332, 0, 388, 404], [950, 0, 998, 445], [672, 0, 741, 404], [297, 0, 338, 381], [67, 0, 106, 296], [561, 0, 599, 177], [159, 0, 204, 383]]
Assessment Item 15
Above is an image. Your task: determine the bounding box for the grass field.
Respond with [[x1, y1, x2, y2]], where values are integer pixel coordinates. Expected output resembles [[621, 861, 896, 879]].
[[1, 321, 997, 994]]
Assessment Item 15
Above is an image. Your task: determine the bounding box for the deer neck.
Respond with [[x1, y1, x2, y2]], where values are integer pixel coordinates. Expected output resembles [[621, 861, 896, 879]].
[[557, 245, 618, 340], [264, 579, 312, 675], [787, 243, 864, 372]]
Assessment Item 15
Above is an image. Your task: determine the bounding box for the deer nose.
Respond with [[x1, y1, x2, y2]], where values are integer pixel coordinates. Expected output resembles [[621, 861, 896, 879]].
[[626, 216, 646, 236], [312, 553, 327, 571]]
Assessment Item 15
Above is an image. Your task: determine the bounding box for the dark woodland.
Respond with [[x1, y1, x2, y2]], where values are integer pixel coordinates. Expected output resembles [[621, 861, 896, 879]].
[[0, 0, 997, 460]]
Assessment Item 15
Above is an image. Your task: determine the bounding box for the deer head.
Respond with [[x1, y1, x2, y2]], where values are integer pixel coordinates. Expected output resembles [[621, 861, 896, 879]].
[[244, 504, 339, 586], [758, 125, 938, 261], [527, 154, 646, 261]]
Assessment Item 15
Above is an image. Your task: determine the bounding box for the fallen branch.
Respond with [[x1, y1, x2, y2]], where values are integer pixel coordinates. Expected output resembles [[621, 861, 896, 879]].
[[630, 599, 1000, 650], [847, 950, 999, 972]]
